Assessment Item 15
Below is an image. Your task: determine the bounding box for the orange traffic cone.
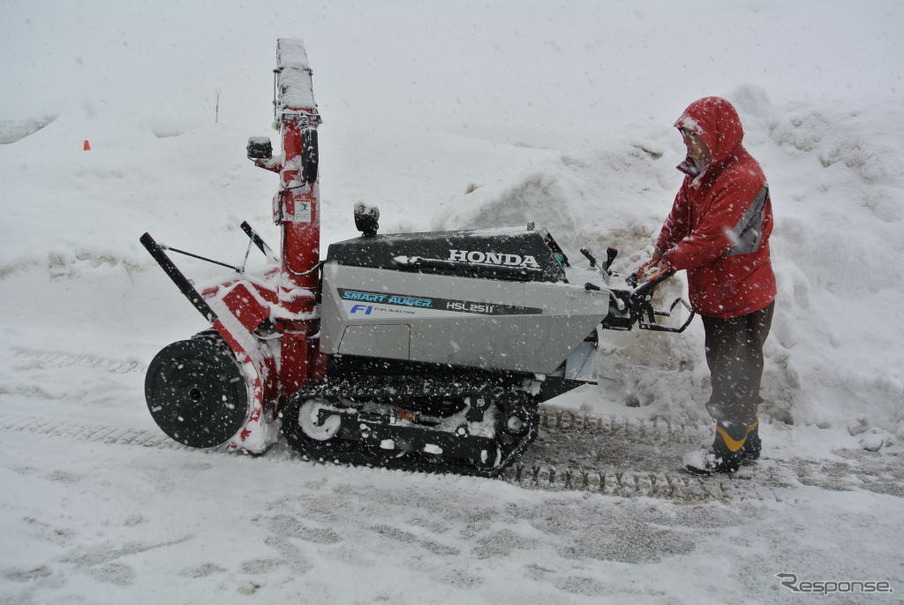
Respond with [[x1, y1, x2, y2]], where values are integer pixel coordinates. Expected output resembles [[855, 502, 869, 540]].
[[83, 140, 91, 151]]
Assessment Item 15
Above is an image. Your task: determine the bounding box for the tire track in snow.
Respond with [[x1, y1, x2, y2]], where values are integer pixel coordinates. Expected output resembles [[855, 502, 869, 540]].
[[8, 347, 144, 375], [3, 385, 897, 503], [0, 409, 773, 502], [0, 351, 784, 501], [506, 409, 758, 502]]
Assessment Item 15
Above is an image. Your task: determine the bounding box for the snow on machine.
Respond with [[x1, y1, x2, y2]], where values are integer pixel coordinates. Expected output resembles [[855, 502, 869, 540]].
[[139, 39, 692, 476]]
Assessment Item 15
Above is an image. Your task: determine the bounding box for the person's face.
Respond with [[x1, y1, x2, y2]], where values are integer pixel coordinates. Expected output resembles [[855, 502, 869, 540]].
[[680, 128, 711, 168]]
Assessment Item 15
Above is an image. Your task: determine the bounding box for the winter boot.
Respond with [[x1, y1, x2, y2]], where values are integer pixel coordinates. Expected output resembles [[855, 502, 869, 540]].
[[683, 419, 759, 474], [740, 418, 761, 462]]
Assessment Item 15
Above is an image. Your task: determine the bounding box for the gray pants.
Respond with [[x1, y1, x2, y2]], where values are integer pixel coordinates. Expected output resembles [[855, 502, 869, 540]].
[[702, 302, 775, 426]]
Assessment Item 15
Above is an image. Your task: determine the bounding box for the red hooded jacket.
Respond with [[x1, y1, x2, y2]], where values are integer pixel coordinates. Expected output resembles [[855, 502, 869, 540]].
[[655, 97, 776, 319]]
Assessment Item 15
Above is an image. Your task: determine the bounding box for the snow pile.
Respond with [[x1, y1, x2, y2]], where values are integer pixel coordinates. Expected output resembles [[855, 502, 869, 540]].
[[0, 116, 57, 144]]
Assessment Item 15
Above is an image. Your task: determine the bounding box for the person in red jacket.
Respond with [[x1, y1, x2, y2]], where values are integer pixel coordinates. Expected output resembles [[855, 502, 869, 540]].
[[646, 96, 776, 474]]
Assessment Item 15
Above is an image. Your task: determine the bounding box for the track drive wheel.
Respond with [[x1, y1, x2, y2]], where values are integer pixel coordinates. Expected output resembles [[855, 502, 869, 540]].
[[471, 391, 540, 476], [145, 333, 250, 448], [281, 395, 387, 467]]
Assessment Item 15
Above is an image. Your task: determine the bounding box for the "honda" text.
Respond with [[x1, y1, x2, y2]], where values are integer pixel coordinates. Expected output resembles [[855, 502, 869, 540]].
[[448, 249, 540, 269]]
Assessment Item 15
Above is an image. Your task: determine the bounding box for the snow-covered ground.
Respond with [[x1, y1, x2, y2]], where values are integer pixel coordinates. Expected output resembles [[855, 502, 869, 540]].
[[1, 1, 902, 603]]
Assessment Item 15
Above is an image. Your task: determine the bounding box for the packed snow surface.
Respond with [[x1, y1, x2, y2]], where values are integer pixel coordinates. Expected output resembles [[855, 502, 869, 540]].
[[1, 1, 902, 603]]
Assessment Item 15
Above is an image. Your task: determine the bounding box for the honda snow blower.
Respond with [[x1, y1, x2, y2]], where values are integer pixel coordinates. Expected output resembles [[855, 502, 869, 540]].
[[140, 39, 692, 476]]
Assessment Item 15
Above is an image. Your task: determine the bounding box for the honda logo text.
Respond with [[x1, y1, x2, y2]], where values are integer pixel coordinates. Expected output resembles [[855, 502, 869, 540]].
[[448, 249, 540, 269]]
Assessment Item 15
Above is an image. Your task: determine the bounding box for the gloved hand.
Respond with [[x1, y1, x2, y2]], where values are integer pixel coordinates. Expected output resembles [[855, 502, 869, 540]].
[[629, 259, 671, 287]]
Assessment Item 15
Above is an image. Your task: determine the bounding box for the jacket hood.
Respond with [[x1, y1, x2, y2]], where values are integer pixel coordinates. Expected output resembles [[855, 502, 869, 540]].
[[675, 97, 745, 170]]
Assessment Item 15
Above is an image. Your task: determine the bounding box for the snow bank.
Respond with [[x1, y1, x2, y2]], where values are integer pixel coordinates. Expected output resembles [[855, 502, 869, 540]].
[[0, 116, 57, 144]]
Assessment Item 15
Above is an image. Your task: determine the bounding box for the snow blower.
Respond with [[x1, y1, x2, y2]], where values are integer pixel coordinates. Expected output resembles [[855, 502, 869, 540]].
[[139, 38, 692, 476]]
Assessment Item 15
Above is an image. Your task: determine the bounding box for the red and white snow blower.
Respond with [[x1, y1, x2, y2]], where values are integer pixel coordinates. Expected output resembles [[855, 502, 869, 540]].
[[140, 39, 692, 476]]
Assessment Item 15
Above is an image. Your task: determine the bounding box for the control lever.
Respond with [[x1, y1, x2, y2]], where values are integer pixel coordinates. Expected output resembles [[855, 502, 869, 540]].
[[580, 246, 618, 276], [581, 246, 625, 310]]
